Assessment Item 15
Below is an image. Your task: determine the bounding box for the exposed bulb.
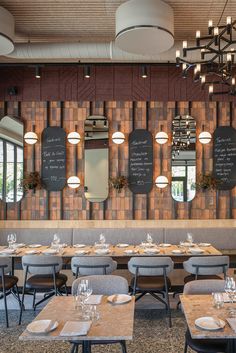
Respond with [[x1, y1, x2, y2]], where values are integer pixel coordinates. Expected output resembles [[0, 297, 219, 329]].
[[214, 27, 219, 36], [209, 85, 213, 94], [208, 19, 213, 27], [227, 16, 232, 25], [183, 41, 187, 49], [196, 30, 201, 38], [201, 75, 206, 84], [227, 53, 232, 62], [232, 78, 235, 85], [176, 50, 180, 58], [182, 63, 187, 70]]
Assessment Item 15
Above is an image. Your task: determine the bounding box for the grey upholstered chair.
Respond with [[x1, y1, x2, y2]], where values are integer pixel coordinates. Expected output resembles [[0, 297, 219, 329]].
[[0, 257, 20, 327], [183, 256, 229, 283], [71, 275, 129, 353], [72, 275, 128, 296], [128, 256, 174, 327], [71, 256, 117, 278], [183, 279, 227, 353], [19, 255, 68, 324]]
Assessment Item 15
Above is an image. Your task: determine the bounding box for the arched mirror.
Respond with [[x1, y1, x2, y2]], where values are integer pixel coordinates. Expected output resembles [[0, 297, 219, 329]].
[[84, 115, 109, 202], [0, 116, 24, 203], [171, 115, 196, 202]]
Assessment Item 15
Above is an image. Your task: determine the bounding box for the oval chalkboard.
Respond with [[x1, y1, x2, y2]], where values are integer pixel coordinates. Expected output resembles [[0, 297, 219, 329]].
[[213, 126, 236, 190], [41, 127, 66, 191], [129, 129, 153, 194]]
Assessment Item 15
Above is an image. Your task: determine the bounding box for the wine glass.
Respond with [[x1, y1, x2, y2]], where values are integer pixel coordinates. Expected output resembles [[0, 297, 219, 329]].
[[7, 233, 16, 249], [225, 277, 236, 317], [99, 233, 106, 245], [146, 233, 153, 245], [186, 232, 194, 245]]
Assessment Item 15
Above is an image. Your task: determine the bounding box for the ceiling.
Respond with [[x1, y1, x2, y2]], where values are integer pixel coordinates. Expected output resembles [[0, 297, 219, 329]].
[[0, 0, 236, 44]]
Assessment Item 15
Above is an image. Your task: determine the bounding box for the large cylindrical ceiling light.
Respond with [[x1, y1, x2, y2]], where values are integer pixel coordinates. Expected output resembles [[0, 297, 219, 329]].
[[115, 0, 174, 55], [0, 7, 14, 55]]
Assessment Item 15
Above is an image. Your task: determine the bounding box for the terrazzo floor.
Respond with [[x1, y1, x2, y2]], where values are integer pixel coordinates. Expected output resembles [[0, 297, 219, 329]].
[[0, 309, 191, 353]]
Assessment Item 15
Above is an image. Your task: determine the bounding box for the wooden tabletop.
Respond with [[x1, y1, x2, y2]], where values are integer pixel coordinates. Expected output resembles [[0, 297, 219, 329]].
[[20, 296, 135, 341], [0, 244, 222, 258], [180, 294, 236, 339]]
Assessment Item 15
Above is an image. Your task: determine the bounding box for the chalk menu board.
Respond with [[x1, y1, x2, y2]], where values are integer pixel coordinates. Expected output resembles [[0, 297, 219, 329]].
[[129, 129, 153, 194], [41, 127, 66, 191], [213, 126, 236, 190]]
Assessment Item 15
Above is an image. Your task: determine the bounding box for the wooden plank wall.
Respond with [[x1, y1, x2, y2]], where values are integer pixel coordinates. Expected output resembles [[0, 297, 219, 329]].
[[0, 99, 235, 221]]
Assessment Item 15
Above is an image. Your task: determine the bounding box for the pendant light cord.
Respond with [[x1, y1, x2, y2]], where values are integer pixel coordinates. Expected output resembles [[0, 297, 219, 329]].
[[217, 0, 229, 25]]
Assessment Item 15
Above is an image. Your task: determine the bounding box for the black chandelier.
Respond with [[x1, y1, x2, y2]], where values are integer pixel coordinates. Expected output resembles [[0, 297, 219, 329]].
[[176, 16, 236, 97]]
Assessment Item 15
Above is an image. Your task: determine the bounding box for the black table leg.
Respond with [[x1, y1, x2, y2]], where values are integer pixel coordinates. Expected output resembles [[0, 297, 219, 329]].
[[82, 341, 91, 353], [227, 339, 236, 353]]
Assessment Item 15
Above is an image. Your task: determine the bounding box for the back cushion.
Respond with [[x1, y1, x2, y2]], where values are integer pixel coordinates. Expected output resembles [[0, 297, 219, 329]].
[[0, 228, 73, 246], [73, 228, 164, 245]]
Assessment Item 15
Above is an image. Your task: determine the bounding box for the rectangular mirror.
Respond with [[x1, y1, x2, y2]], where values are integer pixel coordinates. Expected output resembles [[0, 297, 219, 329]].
[[84, 115, 109, 202], [0, 115, 24, 203], [171, 115, 196, 202]]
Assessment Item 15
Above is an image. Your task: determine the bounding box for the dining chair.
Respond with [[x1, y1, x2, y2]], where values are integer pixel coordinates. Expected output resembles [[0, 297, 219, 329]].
[[71, 256, 117, 278], [183, 279, 227, 353], [0, 257, 20, 327], [71, 275, 129, 353], [128, 256, 174, 327], [183, 256, 229, 283], [19, 255, 68, 324]]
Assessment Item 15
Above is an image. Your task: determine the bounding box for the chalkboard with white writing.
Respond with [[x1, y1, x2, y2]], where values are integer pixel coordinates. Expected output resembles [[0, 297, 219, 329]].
[[41, 127, 66, 191], [213, 126, 236, 190], [129, 129, 153, 194]]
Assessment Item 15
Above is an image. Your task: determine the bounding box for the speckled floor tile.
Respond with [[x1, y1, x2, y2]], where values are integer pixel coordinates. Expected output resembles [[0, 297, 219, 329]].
[[0, 310, 192, 353]]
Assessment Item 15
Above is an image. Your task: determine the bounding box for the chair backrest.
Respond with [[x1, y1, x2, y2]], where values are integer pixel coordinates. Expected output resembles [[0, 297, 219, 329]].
[[184, 279, 225, 295], [0, 257, 11, 274], [183, 256, 229, 276], [128, 257, 174, 276], [71, 256, 117, 276], [72, 275, 128, 296], [22, 255, 63, 275]]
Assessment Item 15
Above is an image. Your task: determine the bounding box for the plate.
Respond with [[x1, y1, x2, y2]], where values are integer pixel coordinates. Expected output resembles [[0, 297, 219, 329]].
[[27, 320, 58, 334], [172, 249, 185, 254], [42, 249, 58, 255], [73, 244, 86, 248], [25, 250, 40, 255], [124, 249, 138, 255], [198, 243, 211, 247], [181, 242, 195, 247], [189, 248, 204, 254], [159, 243, 172, 248], [195, 317, 225, 331], [75, 250, 89, 255], [0, 249, 16, 255], [144, 248, 160, 254], [29, 244, 42, 248], [14, 243, 25, 248], [117, 243, 129, 248], [140, 243, 155, 247], [94, 249, 110, 255], [107, 294, 132, 305]]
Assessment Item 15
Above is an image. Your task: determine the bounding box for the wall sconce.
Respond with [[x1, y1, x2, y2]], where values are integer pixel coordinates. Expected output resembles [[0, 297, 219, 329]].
[[112, 131, 125, 144], [35, 66, 41, 79], [67, 131, 81, 145], [155, 175, 168, 189], [24, 132, 38, 145], [67, 176, 81, 189], [84, 65, 91, 78], [155, 131, 168, 144], [141, 65, 148, 78], [198, 131, 212, 144]]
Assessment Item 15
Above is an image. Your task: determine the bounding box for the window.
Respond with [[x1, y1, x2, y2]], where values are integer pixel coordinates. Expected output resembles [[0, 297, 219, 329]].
[[0, 138, 23, 202]]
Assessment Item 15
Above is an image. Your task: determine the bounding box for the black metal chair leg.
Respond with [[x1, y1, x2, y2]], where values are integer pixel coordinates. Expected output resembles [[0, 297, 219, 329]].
[[3, 290, 9, 328], [120, 340, 127, 353], [184, 340, 188, 353], [14, 285, 21, 310], [33, 289, 36, 310]]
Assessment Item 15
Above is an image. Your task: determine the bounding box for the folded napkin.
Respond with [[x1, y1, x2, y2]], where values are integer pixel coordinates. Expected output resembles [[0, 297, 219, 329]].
[[227, 318, 236, 332], [27, 319, 55, 334], [85, 295, 103, 305], [60, 321, 92, 336], [0, 249, 15, 254]]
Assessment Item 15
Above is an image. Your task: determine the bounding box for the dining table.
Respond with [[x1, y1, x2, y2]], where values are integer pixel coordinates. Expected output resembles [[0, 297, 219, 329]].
[[19, 295, 135, 353], [180, 294, 236, 353]]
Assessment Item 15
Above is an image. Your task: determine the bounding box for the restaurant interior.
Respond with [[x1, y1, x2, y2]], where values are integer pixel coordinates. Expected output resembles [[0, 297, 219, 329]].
[[1, 0, 236, 352]]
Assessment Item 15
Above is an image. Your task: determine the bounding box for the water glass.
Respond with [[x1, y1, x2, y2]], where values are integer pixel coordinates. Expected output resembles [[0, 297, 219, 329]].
[[212, 292, 224, 309], [225, 277, 236, 317]]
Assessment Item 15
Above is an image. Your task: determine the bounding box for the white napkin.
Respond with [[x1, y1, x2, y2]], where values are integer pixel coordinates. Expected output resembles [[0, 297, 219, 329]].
[[0, 249, 15, 254], [27, 319, 55, 333], [85, 295, 103, 305], [227, 318, 236, 332], [60, 321, 92, 336]]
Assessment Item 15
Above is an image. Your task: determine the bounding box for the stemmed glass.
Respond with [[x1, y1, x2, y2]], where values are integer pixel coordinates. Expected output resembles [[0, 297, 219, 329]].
[[51, 233, 60, 251], [77, 280, 93, 319], [99, 233, 106, 245], [7, 233, 16, 249], [186, 232, 194, 245], [146, 233, 153, 245], [225, 277, 236, 317]]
